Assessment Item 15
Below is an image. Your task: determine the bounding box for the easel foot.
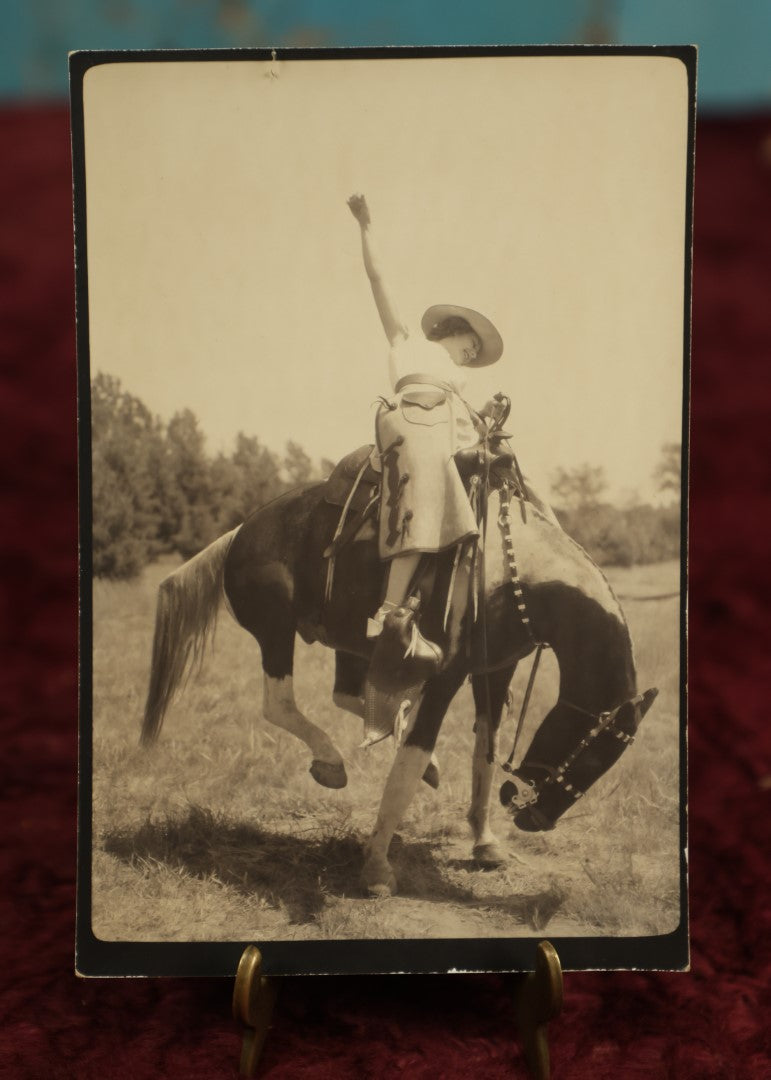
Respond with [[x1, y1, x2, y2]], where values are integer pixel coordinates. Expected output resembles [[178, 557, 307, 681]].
[[512, 941, 563, 1079], [230, 940, 561, 1077], [232, 945, 277, 1077]]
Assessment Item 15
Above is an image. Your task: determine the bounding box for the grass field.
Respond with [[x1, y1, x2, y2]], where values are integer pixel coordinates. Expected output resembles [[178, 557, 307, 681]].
[[90, 557, 682, 945]]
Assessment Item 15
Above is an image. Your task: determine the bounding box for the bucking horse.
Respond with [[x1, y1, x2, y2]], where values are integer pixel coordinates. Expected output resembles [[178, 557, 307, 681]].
[[141, 425, 658, 897]]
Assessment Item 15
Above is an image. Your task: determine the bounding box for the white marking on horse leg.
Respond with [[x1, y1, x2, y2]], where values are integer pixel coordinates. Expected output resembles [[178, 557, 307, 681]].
[[263, 675, 343, 767], [392, 695, 439, 786], [467, 718, 503, 859], [362, 743, 431, 896]]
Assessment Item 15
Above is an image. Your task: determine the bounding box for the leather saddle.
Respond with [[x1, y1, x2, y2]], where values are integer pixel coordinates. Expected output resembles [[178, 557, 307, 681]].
[[321, 437, 522, 560], [321, 446, 382, 563], [323, 445, 380, 512], [324, 436, 519, 504]]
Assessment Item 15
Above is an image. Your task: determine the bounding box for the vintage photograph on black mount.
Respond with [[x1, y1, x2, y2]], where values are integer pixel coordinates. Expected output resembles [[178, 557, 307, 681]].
[[74, 47, 692, 976]]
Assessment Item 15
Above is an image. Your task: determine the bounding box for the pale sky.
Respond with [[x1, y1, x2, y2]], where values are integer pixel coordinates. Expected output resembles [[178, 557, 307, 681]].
[[83, 54, 688, 503]]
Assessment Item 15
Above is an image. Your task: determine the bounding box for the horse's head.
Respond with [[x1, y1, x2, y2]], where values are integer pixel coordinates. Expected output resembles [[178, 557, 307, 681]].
[[501, 686, 659, 831]]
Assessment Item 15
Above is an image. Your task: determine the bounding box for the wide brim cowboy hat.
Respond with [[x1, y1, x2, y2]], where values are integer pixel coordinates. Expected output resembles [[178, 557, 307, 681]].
[[421, 304, 504, 368]]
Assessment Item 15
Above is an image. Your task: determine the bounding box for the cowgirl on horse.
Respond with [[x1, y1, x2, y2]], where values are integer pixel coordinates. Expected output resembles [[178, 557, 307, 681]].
[[141, 199, 658, 890], [347, 193, 508, 673]]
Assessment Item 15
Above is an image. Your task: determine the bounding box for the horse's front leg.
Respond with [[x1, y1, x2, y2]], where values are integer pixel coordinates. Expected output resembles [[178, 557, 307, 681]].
[[334, 651, 440, 788], [468, 666, 516, 866], [362, 662, 467, 897]]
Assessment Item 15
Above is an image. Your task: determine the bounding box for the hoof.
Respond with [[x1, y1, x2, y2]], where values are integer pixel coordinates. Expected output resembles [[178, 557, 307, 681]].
[[472, 842, 507, 868], [362, 859, 397, 898], [422, 761, 440, 789], [365, 880, 396, 899], [309, 759, 347, 789]]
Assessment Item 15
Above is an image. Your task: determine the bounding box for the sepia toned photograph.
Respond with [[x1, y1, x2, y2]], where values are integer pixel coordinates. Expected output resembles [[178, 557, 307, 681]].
[[74, 48, 692, 975]]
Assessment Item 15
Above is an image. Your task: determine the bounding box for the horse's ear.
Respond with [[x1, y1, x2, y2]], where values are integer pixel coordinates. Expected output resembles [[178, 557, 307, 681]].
[[640, 687, 659, 718]]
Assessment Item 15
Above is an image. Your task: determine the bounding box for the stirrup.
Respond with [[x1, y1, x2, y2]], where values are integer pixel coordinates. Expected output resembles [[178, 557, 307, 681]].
[[403, 622, 442, 667], [367, 605, 444, 695]]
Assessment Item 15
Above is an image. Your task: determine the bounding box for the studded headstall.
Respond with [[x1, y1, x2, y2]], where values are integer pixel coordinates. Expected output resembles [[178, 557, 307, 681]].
[[500, 691, 654, 817]]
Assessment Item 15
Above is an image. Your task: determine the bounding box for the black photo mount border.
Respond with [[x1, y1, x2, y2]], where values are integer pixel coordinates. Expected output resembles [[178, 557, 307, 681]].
[[72, 44, 694, 979]]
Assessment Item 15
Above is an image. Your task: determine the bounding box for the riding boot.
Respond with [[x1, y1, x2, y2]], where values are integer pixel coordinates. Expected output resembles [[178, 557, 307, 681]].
[[367, 596, 443, 695]]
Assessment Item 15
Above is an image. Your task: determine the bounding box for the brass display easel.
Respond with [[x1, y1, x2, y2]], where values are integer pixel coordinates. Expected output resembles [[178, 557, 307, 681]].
[[233, 941, 563, 1078]]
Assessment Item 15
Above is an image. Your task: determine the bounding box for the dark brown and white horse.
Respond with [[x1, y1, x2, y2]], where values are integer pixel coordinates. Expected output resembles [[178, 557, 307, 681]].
[[141, 466, 657, 896]]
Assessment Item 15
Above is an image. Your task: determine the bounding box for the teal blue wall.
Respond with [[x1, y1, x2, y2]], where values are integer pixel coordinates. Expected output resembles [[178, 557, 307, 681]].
[[2, 1, 769, 107]]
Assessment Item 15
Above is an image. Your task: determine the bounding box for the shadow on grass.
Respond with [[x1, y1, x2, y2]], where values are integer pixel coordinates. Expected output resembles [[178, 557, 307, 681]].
[[104, 806, 567, 931], [104, 806, 480, 925]]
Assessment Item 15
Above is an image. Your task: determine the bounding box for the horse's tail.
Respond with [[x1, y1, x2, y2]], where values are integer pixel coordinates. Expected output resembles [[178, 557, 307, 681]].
[[141, 527, 240, 747]]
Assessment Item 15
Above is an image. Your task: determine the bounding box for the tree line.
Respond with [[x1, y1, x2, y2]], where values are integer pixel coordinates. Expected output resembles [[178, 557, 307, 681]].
[[90, 373, 680, 578], [90, 373, 333, 578], [551, 454, 681, 568]]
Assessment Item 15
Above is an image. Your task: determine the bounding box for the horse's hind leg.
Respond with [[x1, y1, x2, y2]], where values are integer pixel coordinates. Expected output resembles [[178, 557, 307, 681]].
[[362, 661, 467, 897], [468, 665, 516, 867], [333, 650, 440, 789], [245, 576, 347, 790]]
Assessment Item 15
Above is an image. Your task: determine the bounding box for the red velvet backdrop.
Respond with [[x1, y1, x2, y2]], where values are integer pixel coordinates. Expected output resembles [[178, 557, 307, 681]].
[[1, 108, 769, 1078]]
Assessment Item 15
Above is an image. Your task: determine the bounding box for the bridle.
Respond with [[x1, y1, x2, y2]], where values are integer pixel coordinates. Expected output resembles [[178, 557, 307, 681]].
[[480, 441, 648, 811], [500, 690, 648, 814]]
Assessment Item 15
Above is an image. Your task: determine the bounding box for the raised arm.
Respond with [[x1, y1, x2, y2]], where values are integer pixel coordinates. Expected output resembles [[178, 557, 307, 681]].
[[347, 194, 408, 346]]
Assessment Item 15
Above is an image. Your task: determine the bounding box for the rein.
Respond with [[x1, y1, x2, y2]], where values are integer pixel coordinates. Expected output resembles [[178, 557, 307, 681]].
[[477, 418, 494, 761], [502, 643, 546, 771], [474, 397, 548, 764], [492, 471, 550, 767]]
